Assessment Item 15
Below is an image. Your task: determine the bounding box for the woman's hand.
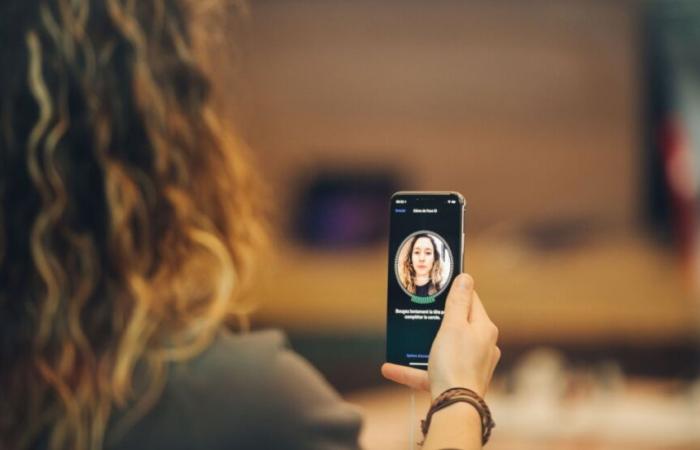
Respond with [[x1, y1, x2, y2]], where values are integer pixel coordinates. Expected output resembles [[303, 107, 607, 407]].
[[381, 273, 500, 399]]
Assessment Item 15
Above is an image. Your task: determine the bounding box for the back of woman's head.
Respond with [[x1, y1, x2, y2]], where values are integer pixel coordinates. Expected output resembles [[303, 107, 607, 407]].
[[0, 1, 265, 449]]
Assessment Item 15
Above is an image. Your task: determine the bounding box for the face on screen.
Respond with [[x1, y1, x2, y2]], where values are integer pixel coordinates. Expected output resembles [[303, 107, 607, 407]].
[[394, 231, 453, 299], [386, 193, 464, 368]]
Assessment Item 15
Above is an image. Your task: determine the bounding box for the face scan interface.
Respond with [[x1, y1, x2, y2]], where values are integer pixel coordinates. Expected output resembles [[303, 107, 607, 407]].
[[386, 193, 463, 369]]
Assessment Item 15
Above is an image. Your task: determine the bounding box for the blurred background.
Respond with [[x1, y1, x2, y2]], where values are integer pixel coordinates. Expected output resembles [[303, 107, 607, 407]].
[[208, 0, 700, 448]]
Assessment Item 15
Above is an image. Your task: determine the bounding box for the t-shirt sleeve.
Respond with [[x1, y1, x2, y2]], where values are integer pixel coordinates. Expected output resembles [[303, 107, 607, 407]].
[[260, 344, 363, 450]]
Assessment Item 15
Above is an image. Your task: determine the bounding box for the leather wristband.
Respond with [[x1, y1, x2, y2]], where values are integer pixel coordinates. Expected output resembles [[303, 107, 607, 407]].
[[421, 387, 495, 445]]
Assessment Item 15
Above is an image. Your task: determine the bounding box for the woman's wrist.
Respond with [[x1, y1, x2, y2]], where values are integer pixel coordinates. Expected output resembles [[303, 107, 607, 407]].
[[422, 387, 495, 446], [422, 403, 482, 450]]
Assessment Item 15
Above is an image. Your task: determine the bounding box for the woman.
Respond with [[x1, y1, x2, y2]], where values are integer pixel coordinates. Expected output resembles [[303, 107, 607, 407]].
[[0, 1, 500, 449], [401, 233, 444, 296]]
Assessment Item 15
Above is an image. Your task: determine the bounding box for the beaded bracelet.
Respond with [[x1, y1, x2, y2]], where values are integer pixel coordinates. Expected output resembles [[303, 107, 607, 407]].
[[420, 387, 495, 445]]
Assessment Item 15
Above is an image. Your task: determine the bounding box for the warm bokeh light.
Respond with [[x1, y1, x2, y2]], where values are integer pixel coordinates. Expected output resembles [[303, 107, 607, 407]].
[[204, 1, 700, 449]]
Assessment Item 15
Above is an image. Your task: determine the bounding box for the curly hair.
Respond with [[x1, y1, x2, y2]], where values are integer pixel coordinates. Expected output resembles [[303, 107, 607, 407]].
[[400, 233, 443, 296], [0, 1, 267, 449]]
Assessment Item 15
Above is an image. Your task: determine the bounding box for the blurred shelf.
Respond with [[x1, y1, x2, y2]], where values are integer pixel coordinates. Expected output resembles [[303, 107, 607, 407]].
[[254, 232, 700, 345]]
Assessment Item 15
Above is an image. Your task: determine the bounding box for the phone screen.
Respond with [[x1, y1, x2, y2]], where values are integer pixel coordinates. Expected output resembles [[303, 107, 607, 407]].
[[385, 192, 464, 368]]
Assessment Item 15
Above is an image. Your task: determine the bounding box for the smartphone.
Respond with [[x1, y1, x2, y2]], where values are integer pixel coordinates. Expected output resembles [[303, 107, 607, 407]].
[[385, 191, 465, 369]]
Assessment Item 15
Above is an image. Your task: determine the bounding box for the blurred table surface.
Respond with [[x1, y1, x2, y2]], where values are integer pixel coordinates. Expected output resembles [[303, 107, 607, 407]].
[[255, 232, 700, 344], [346, 379, 700, 450]]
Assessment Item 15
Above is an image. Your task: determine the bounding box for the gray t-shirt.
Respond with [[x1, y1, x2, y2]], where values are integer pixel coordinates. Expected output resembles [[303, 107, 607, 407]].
[[105, 329, 363, 450]]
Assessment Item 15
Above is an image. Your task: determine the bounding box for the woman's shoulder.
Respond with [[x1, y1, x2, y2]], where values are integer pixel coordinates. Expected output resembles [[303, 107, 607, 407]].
[[163, 328, 294, 402], [184, 328, 291, 375], [205, 328, 363, 439], [108, 328, 362, 450]]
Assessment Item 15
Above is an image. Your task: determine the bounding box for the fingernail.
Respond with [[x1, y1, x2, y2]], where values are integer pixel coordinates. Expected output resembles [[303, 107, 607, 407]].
[[457, 276, 467, 289], [457, 274, 473, 290]]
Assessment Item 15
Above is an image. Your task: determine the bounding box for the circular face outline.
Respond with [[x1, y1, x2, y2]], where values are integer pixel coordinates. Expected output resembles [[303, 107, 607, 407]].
[[394, 230, 454, 298]]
